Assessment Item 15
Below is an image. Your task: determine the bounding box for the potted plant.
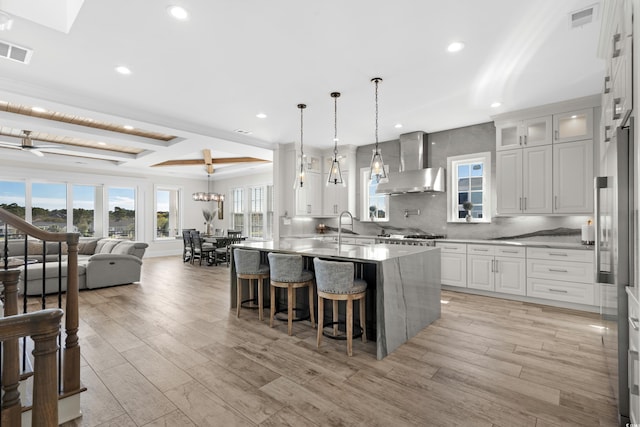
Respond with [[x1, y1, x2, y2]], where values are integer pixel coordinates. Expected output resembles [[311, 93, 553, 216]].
[[462, 201, 473, 222], [202, 209, 215, 235]]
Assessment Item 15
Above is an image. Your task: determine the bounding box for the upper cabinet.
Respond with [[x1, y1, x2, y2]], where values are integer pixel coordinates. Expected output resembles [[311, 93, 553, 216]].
[[496, 116, 552, 151], [493, 97, 598, 216], [599, 0, 633, 129], [553, 109, 594, 143]]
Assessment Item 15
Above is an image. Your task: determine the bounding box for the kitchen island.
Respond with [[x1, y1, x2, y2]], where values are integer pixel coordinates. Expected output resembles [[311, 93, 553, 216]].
[[230, 239, 441, 359]]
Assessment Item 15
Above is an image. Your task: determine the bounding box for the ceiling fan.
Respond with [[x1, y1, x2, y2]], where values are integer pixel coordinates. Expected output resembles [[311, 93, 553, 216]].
[[151, 149, 270, 174], [0, 130, 57, 157]]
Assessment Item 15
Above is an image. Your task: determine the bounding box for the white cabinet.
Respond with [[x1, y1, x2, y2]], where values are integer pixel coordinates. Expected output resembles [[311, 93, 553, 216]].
[[628, 288, 640, 423], [552, 109, 594, 144], [526, 247, 597, 306], [496, 145, 552, 215], [438, 242, 467, 288], [552, 140, 594, 214], [467, 245, 526, 295], [496, 116, 552, 151], [295, 155, 322, 216]]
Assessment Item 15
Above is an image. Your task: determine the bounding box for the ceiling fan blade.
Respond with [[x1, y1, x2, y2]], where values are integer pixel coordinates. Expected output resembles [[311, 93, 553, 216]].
[[203, 149, 212, 165], [29, 149, 44, 157], [0, 141, 19, 148], [210, 157, 270, 164], [151, 159, 205, 167]]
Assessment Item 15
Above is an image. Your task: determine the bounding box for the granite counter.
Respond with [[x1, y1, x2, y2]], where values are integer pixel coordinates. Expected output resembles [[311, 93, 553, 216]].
[[230, 239, 441, 359]]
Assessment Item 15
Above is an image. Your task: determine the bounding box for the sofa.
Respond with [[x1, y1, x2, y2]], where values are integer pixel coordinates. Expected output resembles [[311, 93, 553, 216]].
[[5, 238, 148, 295]]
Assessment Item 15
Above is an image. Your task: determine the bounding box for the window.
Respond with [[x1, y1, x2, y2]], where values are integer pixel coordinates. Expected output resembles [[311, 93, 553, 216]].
[[155, 186, 181, 239], [0, 180, 26, 238], [32, 182, 67, 232], [73, 185, 96, 237], [249, 186, 265, 238], [447, 152, 492, 223], [360, 167, 389, 222], [265, 185, 273, 240], [231, 187, 245, 235], [108, 187, 136, 239]]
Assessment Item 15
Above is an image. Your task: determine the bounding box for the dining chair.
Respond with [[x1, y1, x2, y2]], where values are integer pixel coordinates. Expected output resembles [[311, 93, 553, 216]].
[[182, 229, 194, 262], [189, 230, 215, 265], [227, 230, 242, 238]]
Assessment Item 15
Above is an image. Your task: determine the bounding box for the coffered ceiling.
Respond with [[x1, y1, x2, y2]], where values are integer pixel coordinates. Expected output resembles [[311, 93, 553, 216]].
[[0, 0, 605, 179]]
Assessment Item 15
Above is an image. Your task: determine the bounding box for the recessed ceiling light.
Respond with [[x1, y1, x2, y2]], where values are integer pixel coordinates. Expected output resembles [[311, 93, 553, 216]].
[[97, 141, 107, 146], [32, 106, 46, 113], [394, 123, 403, 129], [123, 125, 134, 130], [115, 66, 131, 75], [256, 113, 267, 119], [447, 41, 465, 53], [490, 102, 502, 108], [167, 6, 189, 20]]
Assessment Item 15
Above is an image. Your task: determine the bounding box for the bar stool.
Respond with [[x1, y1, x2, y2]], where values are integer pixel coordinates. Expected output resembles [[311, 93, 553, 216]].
[[313, 257, 367, 356], [267, 253, 315, 336], [234, 249, 270, 321]]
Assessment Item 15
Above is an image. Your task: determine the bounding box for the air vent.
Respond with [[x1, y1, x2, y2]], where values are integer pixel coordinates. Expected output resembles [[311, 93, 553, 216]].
[[0, 40, 33, 64], [569, 4, 597, 29], [234, 129, 253, 135]]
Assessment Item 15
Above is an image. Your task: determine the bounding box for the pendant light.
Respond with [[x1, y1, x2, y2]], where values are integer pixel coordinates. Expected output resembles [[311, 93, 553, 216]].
[[293, 103, 307, 189], [327, 92, 345, 186], [369, 77, 388, 183]]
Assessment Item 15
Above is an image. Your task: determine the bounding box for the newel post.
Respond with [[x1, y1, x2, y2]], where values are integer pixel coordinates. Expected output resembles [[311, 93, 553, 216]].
[[63, 235, 81, 393], [0, 269, 22, 426]]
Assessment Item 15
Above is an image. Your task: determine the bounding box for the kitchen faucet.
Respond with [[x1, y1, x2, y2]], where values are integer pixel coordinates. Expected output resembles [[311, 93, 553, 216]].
[[337, 211, 353, 247]]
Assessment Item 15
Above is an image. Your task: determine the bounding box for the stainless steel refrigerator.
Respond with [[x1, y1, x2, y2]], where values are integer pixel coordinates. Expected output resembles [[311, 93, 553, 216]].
[[597, 118, 634, 425]]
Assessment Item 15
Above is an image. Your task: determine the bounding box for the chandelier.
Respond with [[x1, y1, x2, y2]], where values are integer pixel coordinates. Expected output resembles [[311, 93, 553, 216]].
[[192, 173, 224, 202]]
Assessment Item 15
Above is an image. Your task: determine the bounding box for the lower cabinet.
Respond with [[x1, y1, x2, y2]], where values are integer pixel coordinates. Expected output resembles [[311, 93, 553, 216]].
[[467, 245, 526, 295], [437, 241, 597, 308], [628, 288, 640, 424], [526, 247, 596, 305], [438, 243, 467, 287]]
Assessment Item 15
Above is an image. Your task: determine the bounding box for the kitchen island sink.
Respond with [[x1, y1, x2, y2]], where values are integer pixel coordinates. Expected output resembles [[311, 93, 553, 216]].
[[230, 239, 441, 359]]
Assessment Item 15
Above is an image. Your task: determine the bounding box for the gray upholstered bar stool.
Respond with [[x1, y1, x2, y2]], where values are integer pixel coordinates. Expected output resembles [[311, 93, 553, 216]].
[[234, 249, 270, 321], [313, 257, 367, 356], [267, 252, 315, 336]]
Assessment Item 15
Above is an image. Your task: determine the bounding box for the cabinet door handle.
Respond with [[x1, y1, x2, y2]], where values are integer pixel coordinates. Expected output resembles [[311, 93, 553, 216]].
[[519, 197, 522, 211], [548, 252, 568, 257], [612, 33, 621, 58], [613, 98, 622, 120], [554, 196, 558, 210], [548, 268, 568, 273], [443, 246, 458, 250], [629, 349, 639, 396], [307, 204, 311, 214], [473, 248, 489, 252], [554, 130, 559, 141], [523, 135, 527, 145], [604, 125, 611, 143], [629, 316, 640, 331], [524, 197, 527, 211], [603, 75, 611, 94], [501, 250, 519, 254], [519, 135, 522, 146], [494, 259, 498, 273], [548, 288, 568, 293], [490, 259, 494, 272]]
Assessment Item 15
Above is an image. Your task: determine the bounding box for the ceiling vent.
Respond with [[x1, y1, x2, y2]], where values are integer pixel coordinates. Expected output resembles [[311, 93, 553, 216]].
[[0, 40, 33, 64], [569, 4, 597, 29], [234, 129, 253, 135]]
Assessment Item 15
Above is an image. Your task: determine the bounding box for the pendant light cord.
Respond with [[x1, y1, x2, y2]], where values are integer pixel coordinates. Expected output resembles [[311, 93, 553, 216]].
[[333, 94, 338, 157], [374, 78, 380, 150]]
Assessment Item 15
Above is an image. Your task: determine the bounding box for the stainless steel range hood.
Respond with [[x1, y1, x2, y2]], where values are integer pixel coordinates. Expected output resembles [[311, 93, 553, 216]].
[[375, 131, 445, 194]]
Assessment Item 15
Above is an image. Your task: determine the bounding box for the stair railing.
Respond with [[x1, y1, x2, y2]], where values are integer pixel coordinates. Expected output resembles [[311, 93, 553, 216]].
[[0, 207, 81, 424]]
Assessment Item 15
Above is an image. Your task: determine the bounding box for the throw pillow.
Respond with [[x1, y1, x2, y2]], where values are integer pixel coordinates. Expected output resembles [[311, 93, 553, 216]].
[[78, 239, 99, 255]]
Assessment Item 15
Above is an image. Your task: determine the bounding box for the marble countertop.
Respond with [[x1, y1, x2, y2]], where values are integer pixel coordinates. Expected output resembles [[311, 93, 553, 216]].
[[233, 239, 438, 262], [435, 238, 594, 251]]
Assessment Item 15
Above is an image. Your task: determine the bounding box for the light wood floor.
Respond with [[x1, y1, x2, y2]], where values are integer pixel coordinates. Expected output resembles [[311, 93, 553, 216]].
[[59, 256, 619, 426]]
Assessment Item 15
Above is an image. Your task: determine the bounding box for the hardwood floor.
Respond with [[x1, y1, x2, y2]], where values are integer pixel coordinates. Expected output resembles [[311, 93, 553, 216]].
[[60, 256, 619, 426]]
